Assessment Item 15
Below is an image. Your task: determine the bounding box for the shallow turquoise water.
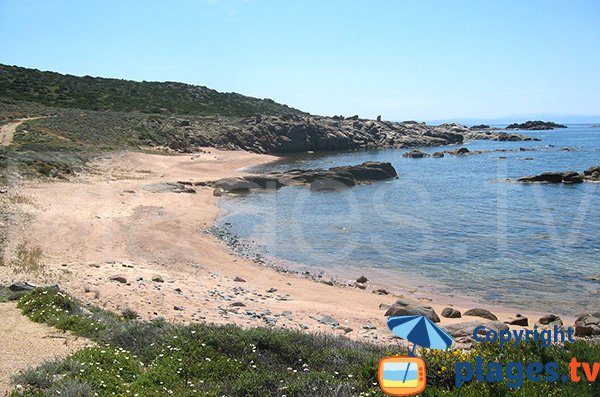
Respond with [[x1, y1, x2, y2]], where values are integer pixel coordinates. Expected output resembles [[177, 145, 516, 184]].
[[218, 125, 600, 315]]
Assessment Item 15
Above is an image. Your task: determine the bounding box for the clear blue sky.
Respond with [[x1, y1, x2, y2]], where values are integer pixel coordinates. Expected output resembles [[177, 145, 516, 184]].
[[1, 0, 599, 121]]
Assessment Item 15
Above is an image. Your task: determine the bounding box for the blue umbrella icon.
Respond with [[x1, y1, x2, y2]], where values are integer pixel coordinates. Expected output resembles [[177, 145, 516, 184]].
[[387, 315, 454, 356], [386, 315, 454, 385]]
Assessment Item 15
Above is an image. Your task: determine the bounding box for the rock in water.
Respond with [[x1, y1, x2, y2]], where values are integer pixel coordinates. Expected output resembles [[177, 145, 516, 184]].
[[402, 149, 430, 158], [506, 121, 567, 130]]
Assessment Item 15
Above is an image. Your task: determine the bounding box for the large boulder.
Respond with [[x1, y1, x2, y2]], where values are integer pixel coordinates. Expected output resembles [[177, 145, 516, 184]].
[[575, 313, 600, 337], [329, 162, 397, 181], [463, 308, 498, 321], [441, 307, 462, 319], [444, 321, 509, 339], [384, 299, 441, 323]]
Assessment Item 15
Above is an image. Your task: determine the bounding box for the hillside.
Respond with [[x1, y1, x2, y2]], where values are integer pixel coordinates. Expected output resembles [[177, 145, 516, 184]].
[[0, 64, 304, 117]]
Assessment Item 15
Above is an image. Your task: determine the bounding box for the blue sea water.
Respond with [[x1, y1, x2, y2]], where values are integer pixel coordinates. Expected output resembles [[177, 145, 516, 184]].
[[217, 125, 600, 315]]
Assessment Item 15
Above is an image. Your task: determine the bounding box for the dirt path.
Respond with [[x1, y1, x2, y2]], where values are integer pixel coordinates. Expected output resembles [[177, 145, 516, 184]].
[[0, 117, 44, 146], [0, 302, 89, 396]]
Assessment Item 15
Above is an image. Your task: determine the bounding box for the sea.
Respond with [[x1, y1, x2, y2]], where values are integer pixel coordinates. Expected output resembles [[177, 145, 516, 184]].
[[216, 125, 600, 315]]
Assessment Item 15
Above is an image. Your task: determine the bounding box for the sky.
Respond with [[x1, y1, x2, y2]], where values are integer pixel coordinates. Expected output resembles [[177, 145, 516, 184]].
[[1, 0, 599, 122]]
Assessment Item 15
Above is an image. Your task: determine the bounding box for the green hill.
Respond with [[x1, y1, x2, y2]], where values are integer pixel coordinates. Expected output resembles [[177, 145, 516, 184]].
[[0, 64, 305, 117]]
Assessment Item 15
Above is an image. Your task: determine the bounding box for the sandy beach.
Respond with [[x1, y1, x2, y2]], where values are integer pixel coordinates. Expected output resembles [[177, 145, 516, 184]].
[[0, 148, 570, 350]]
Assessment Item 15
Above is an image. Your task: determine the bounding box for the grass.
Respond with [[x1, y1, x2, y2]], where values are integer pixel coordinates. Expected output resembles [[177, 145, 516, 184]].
[[6, 287, 600, 396]]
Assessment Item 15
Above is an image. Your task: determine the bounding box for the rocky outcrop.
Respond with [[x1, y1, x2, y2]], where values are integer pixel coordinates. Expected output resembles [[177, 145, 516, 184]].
[[209, 116, 536, 154], [208, 161, 397, 193], [517, 166, 599, 184], [506, 121, 567, 130], [384, 298, 441, 323]]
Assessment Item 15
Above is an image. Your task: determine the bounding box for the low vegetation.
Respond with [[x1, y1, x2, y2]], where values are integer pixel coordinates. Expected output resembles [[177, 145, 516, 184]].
[[0, 64, 304, 118], [6, 288, 600, 396]]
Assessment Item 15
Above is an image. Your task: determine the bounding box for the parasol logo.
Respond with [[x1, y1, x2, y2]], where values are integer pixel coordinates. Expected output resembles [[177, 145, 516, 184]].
[[378, 315, 454, 396]]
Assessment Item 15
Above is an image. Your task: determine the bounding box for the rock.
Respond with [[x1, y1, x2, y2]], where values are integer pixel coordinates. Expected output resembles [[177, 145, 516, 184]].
[[575, 313, 600, 336], [209, 162, 397, 193], [446, 147, 470, 155], [373, 289, 389, 295], [212, 188, 223, 197], [310, 176, 355, 191], [518, 172, 566, 184], [174, 306, 185, 311], [384, 299, 441, 323], [444, 321, 509, 339], [538, 314, 563, 326], [432, 151, 444, 158], [506, 121, 567, 130], [210, 178, 253, 193], [230, 301, 246, 307], [266, 287, 278, 293], [363, 322, 377, 330], [562, 172, 584, 184], [356, 275, 368, 283], [329, 162, 398, 181], [470, 124, 491, 129], [583, 166, 600, 180], [508, 317, 529, 326], [234, 276, 246, 282], [109, 275, 128, 284], [403, 149, 430, 158], [151, 276, 164, 283], [379, 303, 391, 310], [587, 275, 600, 282], [316, 315, 339, 327], [335, 325, 353, 334], [463, 308, 498, 321], [441, 307, 462, 319], [321, 278, 334, 286], [355, 282, 366, 290], [8, 282, 40, 292]]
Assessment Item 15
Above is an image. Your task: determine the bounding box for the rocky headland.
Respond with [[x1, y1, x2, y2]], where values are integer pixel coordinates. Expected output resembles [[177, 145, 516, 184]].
[[172, 116, 535, 154]]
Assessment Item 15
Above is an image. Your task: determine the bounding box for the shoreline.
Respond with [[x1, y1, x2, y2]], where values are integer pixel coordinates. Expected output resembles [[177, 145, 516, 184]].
[[0, 148, 577, 348]]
